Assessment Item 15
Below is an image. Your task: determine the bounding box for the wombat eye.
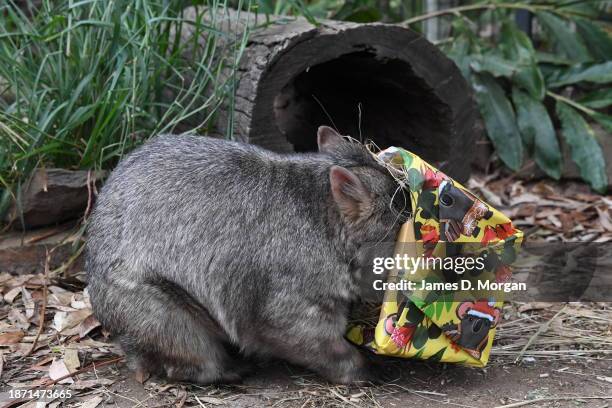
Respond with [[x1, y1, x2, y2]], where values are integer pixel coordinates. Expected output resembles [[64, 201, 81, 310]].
[[440, 193, 454, 207]]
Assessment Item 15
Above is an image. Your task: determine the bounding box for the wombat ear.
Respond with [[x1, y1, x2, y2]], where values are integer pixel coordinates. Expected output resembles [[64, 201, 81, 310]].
[[329, 166, 372, 221], [317, 126, 345, 153]]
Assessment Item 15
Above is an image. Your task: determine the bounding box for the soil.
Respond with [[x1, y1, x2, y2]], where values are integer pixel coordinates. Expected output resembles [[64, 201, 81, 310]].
[[3, 354, 610, 408], [1, 178, 611, 407]]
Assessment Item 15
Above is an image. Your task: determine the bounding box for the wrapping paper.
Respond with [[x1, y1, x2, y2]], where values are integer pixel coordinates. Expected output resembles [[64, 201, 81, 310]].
[[347, 147, 523, 367]]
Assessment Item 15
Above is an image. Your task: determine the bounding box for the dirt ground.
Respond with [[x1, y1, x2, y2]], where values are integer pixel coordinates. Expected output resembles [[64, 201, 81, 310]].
[[104, 357, 612, 408], [2, 350, 611, 407], [1, 177, 611, 407]]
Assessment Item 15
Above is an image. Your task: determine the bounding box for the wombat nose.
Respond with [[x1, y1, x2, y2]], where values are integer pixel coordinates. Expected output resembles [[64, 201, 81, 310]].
[[473, 319, 483, 333]]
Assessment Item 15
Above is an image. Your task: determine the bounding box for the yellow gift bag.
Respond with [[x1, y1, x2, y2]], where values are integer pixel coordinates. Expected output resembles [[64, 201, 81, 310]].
[[347, 147, 523, 367]]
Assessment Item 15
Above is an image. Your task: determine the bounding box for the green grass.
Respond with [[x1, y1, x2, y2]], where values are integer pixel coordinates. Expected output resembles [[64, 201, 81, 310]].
[[0, 0, 610, 225], [0, 0, 250, 219]]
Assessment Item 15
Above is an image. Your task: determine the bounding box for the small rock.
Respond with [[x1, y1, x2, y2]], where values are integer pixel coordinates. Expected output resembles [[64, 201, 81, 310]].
[[522, 357, 536, 364]]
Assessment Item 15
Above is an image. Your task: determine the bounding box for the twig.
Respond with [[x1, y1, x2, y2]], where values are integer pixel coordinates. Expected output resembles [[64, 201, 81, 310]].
[[403, 3, 554, 26], [194, 395, 207, 407], [0, 358, 122, 408], [494, 395, 612, 408], [24, 224, 73, 244], [174, 387, 187, 408], [49, 241, 85, 278], [547, 91, 596, 116], [42, 356, 125, 386], [514, 305, 566, 363], [23, 249, 50, 357], [83, 169, 94, 222], [392, 384, 474, 408], [329, 388, 362, 408]]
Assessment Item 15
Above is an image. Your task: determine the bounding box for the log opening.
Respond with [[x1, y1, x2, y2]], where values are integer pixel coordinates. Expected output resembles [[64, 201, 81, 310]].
[[229, 22, 476, 181], [273, 50, 452, 156]]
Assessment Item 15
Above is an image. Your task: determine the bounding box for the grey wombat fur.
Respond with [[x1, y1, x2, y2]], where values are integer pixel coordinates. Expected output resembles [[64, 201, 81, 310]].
[[86, 127, 407, 384]]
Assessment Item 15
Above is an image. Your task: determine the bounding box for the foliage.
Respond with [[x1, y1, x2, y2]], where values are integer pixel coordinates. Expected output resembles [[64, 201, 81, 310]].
[[437, 4, 611, 193], [255, 0, 612, 193], [0, 0, 610, 217], [0, 0, 248, 218]]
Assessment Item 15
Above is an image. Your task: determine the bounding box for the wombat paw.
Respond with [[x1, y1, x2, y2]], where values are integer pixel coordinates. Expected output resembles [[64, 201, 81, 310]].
[[165, 364, 246, 385]]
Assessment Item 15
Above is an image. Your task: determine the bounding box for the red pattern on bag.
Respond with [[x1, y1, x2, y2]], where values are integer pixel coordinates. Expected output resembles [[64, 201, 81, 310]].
[[391, 325, 416, 348]]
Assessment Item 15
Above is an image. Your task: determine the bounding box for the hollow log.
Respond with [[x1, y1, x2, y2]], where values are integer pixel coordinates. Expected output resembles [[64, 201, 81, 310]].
[[204, 14, 476, 181], [4, 169, 105, 229], [5, 11, 476, 232], [0, 223, 82, 275]]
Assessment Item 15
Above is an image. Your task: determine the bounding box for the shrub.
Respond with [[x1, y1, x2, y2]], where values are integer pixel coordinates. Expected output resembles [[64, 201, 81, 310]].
[[0, 0, 248, 216]]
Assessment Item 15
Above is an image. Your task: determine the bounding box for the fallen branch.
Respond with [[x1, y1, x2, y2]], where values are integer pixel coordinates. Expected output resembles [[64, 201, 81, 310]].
[[514, 305, 566, 363], [494, 395, 612, 408], [42, 356, 124, 386], [402, 2, 580, 26], [23, 249, 50, 357]]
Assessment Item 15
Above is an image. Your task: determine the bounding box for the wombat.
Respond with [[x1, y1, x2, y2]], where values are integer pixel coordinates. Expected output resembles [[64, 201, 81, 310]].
[[86, 126, 408, 384]]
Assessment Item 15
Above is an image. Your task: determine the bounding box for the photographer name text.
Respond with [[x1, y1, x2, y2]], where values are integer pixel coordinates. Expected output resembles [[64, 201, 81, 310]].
[[372, 279, 526, 293]]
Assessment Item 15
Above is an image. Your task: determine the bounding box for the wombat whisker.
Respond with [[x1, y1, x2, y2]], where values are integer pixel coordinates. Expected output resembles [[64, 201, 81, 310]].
[[354, 176, 411, 271], [311, 94, 339, 133], [357, 102, 363, 143], [364, 141, 407, 185], [359, 197, 407, 253]]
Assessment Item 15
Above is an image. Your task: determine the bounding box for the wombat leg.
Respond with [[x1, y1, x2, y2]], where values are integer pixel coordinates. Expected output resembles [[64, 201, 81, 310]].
[[312, 338, 371, 384], [164, 362, 243, 384], [118, 338, 164, 381], [269, 334, 369, 384], [91, 279, 245, 384]]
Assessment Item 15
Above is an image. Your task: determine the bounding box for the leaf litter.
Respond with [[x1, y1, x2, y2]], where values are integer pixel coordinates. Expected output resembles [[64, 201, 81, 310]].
[[0, 176, 611, 407]]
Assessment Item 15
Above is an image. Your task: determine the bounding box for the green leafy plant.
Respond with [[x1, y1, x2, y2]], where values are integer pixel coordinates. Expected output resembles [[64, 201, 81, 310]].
[[1, 0, 610, 221], [424, 2, 611, 193], [0, 0, 249, 219], [255, 0, 612, 193]]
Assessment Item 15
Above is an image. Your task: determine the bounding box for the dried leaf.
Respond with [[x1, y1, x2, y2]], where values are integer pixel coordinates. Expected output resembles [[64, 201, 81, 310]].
[[0, 331, 25, 345], [197, 396, 226, 406], [28, 355, 55, 371], [47, 291, 75, 309], [72, 378, 115, 390], [22, 288, 35, 319], [64, 348, 80, 373], [134, 367, 150, 384], [547, 214, 562, 229], [596, 207, 612, 232], [78, 315, 101, 339], [8, 308, 30, 331], [3, 286, 22, 303], [467, 178, 504, 207], [48, 358, 74, 384], [0, 272, 12, 285], [52, 309, 92, 334], [518, 302, 554, 313], [80, 395, 104, 408]]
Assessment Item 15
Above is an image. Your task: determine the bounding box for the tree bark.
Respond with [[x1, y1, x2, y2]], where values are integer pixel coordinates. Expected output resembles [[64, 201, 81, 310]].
[[187, 9, 477, 181], [4, 169, 105, 229]]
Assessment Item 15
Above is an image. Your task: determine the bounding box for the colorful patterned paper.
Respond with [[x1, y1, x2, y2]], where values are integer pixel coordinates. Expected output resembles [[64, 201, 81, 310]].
[[347, 147, 523, 367]]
